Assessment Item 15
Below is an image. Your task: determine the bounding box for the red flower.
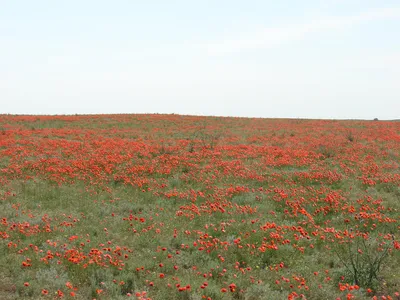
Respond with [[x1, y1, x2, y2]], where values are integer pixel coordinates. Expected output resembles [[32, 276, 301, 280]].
[[56, 290, 64, 298]]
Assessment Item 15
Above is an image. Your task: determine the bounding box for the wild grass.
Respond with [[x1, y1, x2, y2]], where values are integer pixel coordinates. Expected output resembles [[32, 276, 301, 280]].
[[0, 114, 399, 299]]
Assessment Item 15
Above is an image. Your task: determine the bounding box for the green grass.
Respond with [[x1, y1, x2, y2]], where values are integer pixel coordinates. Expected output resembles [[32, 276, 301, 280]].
[[0, 114, 399, 299]]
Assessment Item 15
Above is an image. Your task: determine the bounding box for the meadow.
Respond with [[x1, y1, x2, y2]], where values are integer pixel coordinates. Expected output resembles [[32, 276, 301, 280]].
[[0, 114, 399, 300]]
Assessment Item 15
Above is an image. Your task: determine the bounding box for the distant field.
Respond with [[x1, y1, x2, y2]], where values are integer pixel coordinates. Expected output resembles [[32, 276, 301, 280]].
[[0, 114, 399, 300]]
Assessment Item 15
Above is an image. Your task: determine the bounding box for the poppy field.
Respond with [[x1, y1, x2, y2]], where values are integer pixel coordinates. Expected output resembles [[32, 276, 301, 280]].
[[0, 114, 399, 300]]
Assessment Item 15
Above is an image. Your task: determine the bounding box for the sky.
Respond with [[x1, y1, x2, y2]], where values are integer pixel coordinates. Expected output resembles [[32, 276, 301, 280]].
[[1, 0, 399, 119]]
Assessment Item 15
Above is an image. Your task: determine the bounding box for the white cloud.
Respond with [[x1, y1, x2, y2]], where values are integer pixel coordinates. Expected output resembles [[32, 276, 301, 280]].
[[348, 52, 400, 69], [204, 7, 400, 55]]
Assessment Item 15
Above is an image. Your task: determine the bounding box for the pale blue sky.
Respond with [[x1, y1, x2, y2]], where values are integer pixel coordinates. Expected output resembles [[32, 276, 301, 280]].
[[1, 1, 399, 119]]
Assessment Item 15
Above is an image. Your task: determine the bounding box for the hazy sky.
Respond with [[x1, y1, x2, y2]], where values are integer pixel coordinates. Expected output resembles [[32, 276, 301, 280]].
[[1, 1, 399, 119]]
